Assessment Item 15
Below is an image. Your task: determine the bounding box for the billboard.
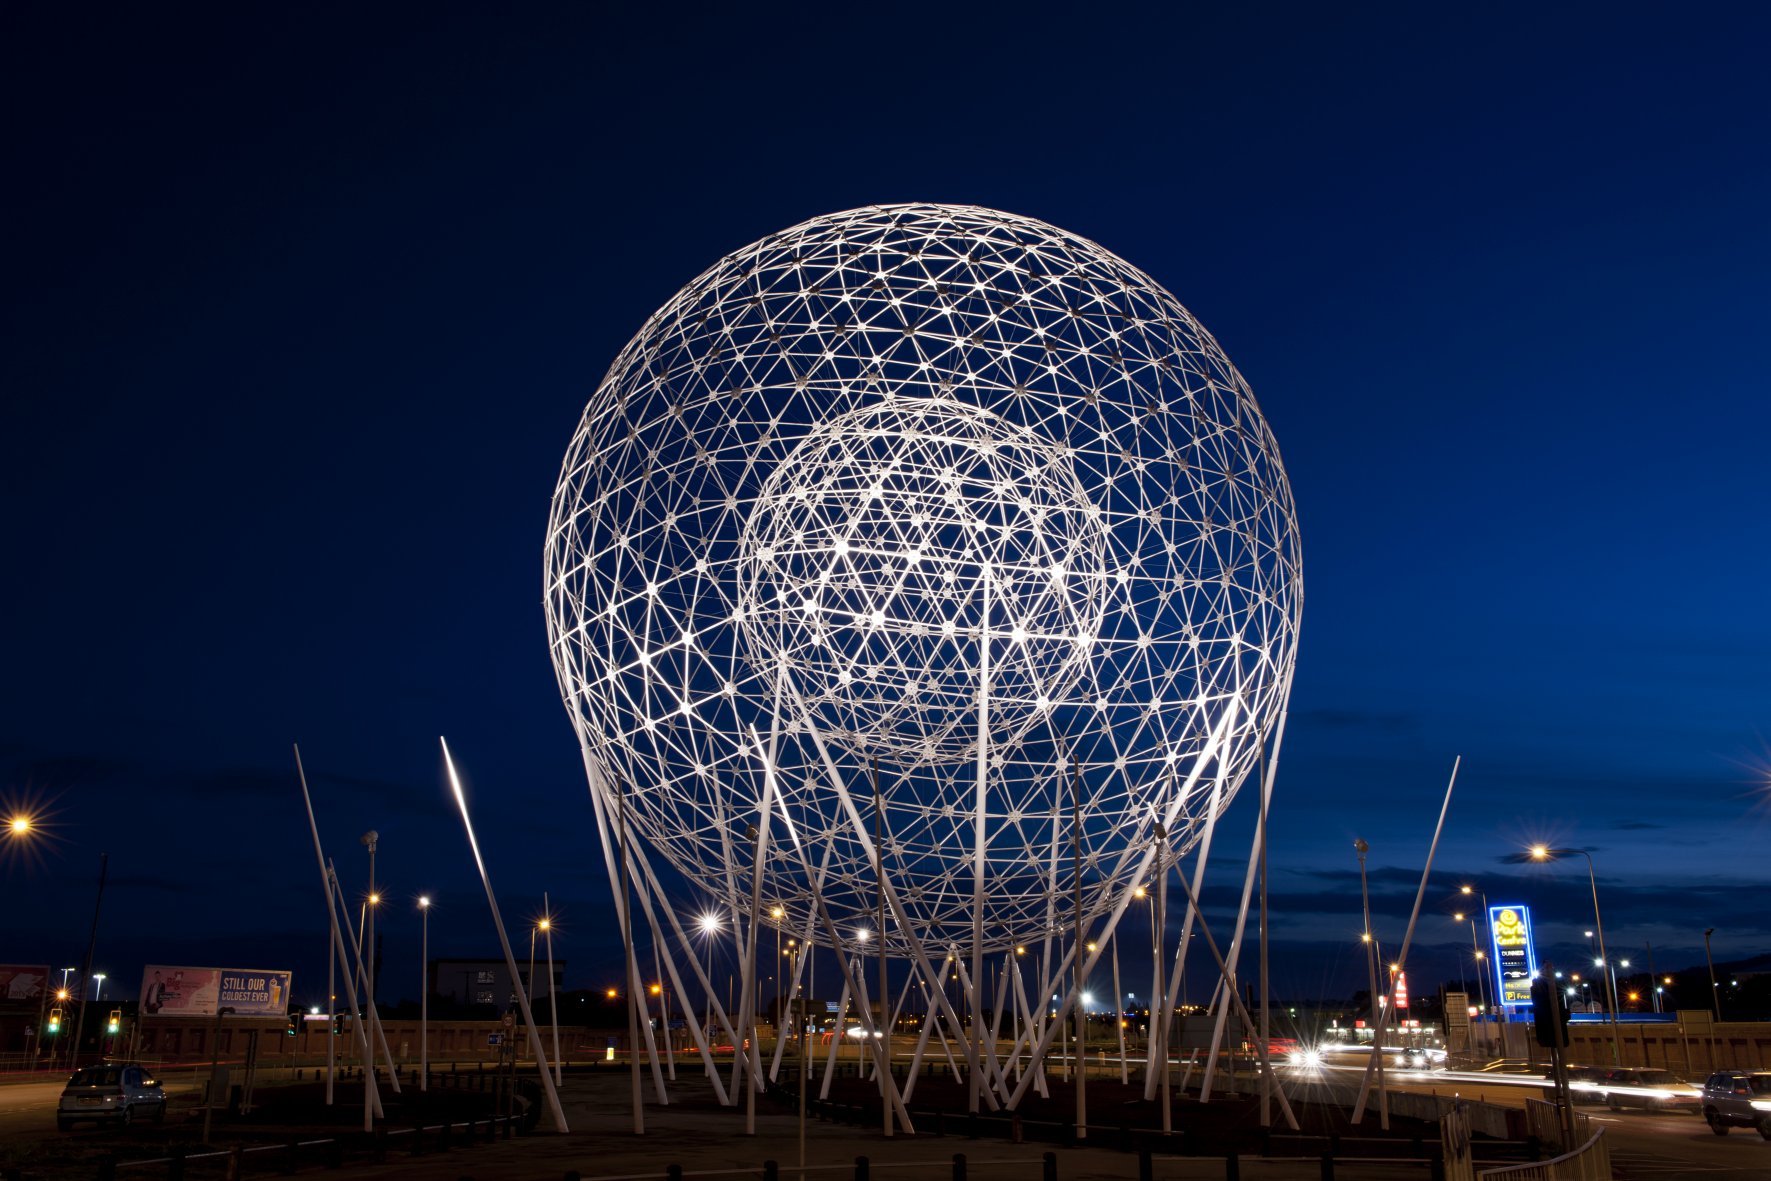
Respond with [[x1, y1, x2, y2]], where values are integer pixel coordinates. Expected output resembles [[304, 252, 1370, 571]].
[[218, 969, 292, 1017], [1488, 903, 1539, 1009], [0, 965, 50, 1001], [140, 966, 291, 1017]]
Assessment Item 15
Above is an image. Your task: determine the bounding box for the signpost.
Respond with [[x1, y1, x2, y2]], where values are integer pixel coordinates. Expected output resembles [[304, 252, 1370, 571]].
[[1487, 905, 1539, 1011]]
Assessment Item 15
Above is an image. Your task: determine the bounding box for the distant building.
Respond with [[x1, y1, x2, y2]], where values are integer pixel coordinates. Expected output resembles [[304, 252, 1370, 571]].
[[430, 958, 565, 1008]]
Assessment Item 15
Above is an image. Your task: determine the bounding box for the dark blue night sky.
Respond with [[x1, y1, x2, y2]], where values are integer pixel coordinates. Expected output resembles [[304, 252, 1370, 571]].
[[4, 3, 1768, 1010]]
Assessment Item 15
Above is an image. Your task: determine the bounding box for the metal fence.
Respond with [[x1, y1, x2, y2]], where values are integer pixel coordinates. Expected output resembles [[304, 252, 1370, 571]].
[[1476, 1129, 1611, 1181]]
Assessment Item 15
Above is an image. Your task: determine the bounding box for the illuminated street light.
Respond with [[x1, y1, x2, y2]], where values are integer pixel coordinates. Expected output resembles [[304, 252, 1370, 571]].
[[1521, 845, 1622, 1064], [418, 895, 431, 1090]]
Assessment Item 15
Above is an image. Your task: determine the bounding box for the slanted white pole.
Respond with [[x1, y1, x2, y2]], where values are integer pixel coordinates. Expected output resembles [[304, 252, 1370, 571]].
[[293, 746, 380, 1129], [440, 737, 570, 1133], [331, 867, 402, 1097], [545, 891, 561, 1086], [1112, 933, 1127, 1084], [1352, 757, 1461, 1126], [326, 919, 336, 1105], [1165, 865, 1301, 1130], [615, 773, 645, 1128]]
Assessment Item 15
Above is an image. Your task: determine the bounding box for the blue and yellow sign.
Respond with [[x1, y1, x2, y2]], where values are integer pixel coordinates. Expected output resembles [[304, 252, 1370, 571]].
[[1488, 904, 1538, 1009]]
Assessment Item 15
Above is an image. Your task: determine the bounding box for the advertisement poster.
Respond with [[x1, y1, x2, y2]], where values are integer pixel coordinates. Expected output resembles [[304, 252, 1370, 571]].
[[140, 966, 291, 1016], [218, 969, 292, 1017], [139, 966, 222, 1016], [1488, 903, 1539, 1009], [0, 965, 49, 1000]]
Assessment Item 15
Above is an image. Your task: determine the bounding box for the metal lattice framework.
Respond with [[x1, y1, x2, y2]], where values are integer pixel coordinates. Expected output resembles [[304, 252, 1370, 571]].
[[544, 203, 1301, 957]]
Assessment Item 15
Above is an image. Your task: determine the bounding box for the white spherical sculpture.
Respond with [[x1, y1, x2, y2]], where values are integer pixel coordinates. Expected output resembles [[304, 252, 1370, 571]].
[[545, 204, 1301, 955]]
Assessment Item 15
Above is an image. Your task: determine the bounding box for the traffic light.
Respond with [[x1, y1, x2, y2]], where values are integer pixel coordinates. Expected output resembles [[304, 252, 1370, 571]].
[[107, 1009, 121, 1035], [1531, 977, 1570, 1049], [286, 1013, 299, 1036], [47, 1008, 63, 1033]]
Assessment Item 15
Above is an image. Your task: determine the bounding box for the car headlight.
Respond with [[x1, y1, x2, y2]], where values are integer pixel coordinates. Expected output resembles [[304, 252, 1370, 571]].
[[1750, 1099, 1771, 1112]]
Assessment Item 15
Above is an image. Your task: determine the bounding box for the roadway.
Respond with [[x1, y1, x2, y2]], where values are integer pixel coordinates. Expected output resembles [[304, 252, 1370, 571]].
[[1323, 1061, 1770, 1180]]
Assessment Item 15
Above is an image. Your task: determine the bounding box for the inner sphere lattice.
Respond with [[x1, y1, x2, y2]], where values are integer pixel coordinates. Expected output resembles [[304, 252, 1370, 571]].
[[544, 204, 1302, 955]]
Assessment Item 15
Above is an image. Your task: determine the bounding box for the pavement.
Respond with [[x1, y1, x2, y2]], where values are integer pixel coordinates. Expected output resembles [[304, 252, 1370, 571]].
[[3, 1063, 1766, 1180]]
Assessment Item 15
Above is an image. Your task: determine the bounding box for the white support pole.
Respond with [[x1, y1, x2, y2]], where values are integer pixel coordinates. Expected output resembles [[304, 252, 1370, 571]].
[[873, 757, 893, 1137], [1001, 703, 1239, 1111], [440, 738, 570, 1133], [886, 968, 917, 1069], [954, 955, 1004, 1093], [1146, 769, 1227, 1100], [545, 891, 561, 1087], [1113, 933, 1127, 1084], [751, 728, 917, 1131], [1155, 818, 1170, 1132], [608, 797, 719, 1103], [331, 868, 403, 1096], [1352, 757, 1462, 1125], [1071, 755, 1087, 1139], [903, 968, 938, 1102], [970, 575, 991, 1116], [1198, 711, 1288, 1106], [1164, 863, 1301, 1130], [987, 952, 1012, 1078], [326, 916, 336, 1106], [294, 747, 380, 1130], [789, 683, 998, 1097], [818, 976, 851, 1099], [1257, 738, 1272, 1128], [766, 703, 999, 1105], [614, 776, 647, 1129], [738, 769, 777, 1135], [653, 942, 676, 1080], [1010, 957, 1050, 1099], [1200, 764, 1265, 1102]]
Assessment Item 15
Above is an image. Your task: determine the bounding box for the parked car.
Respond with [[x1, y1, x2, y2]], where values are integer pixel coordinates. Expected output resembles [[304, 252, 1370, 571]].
[[1700, 1070, 1771, 1138], [57, 1062, 166, 1130], [1597, 1068, 1701, 1113]]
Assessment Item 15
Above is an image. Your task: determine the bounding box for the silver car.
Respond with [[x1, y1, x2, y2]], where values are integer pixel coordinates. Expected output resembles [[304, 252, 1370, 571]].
[[1699, 1070, 1771, 1138], [57, 1062, 166, 1130]]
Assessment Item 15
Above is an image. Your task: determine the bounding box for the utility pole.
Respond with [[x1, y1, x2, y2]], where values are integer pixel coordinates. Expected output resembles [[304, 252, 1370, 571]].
[[68, 853, 109, 1071]]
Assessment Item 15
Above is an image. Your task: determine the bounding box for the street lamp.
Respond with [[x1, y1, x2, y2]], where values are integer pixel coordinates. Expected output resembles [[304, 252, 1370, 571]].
[[360, 832, 378, 1007], [698, 912, 722, 1067], [1525, 846, 1622, 1065], [91, 974, 105, 1002], [417, 896, 430, 1091], [770, 905, 785, 1028], [1354, 838, 1388, 1126]]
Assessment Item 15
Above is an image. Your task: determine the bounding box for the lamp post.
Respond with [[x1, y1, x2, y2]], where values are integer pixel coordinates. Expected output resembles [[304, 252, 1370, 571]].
[[770, 906, 785, 1030], [1702, 928, 1722, 1021], [68, 853, 108, 1071], [360, 833, 378, 1009], [91, 974, 105, 1002], [1354, 838, 1387, 1127], [418, 896, 430, 1090], [1528, 846, 1621, 1065], [699, 913, 720, 1075], [1452, 911, 1491, 1055], [540, 904, 561, 1085]]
